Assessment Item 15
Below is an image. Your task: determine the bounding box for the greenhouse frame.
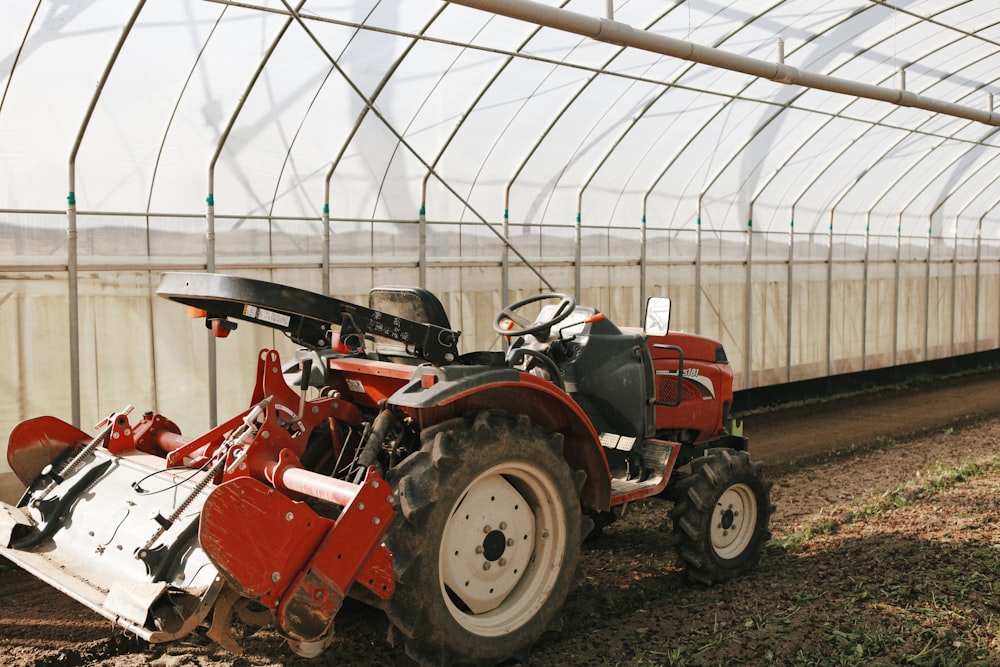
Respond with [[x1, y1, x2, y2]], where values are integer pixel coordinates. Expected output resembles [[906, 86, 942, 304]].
[[3, 0, 1000, 500]]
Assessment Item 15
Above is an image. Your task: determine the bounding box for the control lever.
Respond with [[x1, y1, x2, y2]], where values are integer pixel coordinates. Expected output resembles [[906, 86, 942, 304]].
[[297, 357, 313, 421]]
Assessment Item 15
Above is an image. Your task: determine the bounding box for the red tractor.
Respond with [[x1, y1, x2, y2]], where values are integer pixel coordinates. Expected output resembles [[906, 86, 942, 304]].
[[1, 272, 772, 666]]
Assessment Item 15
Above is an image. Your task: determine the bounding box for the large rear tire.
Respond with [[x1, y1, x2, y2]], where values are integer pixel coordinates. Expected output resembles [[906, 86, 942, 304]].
[[669, 448, 773, 584], [384, 410, 585, 666]]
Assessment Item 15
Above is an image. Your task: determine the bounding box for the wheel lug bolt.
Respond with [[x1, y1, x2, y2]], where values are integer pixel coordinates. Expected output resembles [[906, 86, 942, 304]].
[[483, 525, 492, 534], [483, 562, 491, 571], [475, 545, 484, 554], [499, 522, 507, 530], [498, 558, 506, 567], [507, 538, 515, 547]]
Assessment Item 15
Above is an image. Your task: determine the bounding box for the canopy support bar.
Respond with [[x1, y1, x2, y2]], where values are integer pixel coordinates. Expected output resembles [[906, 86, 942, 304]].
[[447, 0, 1000, 127]]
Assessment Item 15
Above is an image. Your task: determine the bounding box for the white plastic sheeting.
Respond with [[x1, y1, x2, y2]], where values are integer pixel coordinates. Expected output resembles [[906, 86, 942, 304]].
[[3, 1, 1000, 491]]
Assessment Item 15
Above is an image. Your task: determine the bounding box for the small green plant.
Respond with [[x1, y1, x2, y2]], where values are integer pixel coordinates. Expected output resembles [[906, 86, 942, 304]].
[[775, 453, 1000, 551]]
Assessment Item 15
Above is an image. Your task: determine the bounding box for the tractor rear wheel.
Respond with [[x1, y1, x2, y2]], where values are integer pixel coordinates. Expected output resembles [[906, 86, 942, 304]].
[[384, 410, 585, 666], [669, 448, 773, 584]]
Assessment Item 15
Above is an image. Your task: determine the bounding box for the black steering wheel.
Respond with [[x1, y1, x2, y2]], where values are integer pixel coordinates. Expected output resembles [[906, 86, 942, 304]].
[[493, 292, 577, 340]]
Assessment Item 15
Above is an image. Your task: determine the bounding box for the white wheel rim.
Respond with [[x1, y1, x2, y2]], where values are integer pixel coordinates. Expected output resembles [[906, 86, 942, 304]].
[[439, 461, 567, 637], [710, 483, 757, 560]]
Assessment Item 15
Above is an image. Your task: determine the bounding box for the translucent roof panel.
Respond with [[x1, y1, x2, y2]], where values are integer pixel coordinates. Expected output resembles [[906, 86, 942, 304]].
[[4, 0, 1000, 243]]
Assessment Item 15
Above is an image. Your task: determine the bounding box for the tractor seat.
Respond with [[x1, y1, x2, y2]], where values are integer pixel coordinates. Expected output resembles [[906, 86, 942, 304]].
[[368, 285, 453, 362]]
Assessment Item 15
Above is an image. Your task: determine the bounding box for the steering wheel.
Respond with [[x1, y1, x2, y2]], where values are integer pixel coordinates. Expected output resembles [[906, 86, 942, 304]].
[[493, 292, 577, 340]]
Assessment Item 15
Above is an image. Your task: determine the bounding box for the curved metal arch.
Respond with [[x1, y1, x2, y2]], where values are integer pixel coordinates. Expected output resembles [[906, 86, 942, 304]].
[[66, 0, 148, 428], [712, 1, 1000, 379], [566, 1, 786, 233], [674, 4, 924, 375], [835, 16, 1000, 227], [908, 51, 1000, 220], [282, 1, 551, 291], [196, 1, 306, 426], [814, 64, 991, 370], [569, 7, 719, 210], [903, 130, 1000, 361], [207, 2, 306, 211], [263, 7, 381, 217], [951, 152, 1000, 229], [963, 180, 1000, 352], [679, 39, 1000, 248], [448, 0, 1000, 127], [862, 123, 987, 366], [773, 10, 1000, 240], [869, 0, 995, 50], [771, 38, 980, 380], [0, 0, 42, 115], [415, 2, 574, 200], [497, 12, 682, 263], [616, 2, 804, 231], [145, 4, 228, 215], [265, 1, 415, 294], [213, 0, 551, 289], [922, 145, 1000, 357], [751, 2, 988, 227], [414, 2, 577, 299], [743, 4, 966, 224], [502, 2, 776, 300], [654, 3, 896, 232], [278, 1, 551, 291], [497, 0, 793, 236], [625, 2, 887, 338]]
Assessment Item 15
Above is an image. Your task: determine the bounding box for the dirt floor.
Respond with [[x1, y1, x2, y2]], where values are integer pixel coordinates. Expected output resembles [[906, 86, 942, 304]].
[[1, 370, 999, 666]]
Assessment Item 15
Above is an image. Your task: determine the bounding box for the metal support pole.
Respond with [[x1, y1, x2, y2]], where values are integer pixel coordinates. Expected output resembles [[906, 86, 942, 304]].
[[743, 210, 753, 390], [825, 213, 834, 377], [974, 213, 984, 351], [322, 203, 330, 295], [861, 216, 871, 370], [893, 216, 902, 365], [502, 207, 510, 311], [206, 190, 217, 427], [695, 201, 703, 334], [950, 214, 959, 356], [419, 200, 428, 289], [639, 213, 647, 322], [205, 0, 304, 426], [574, 212, 582, 300], [67, 192, 80, 427], [786, 212, 794, 383], [65, 0, 148, 427], [924, 220, 932, 360]]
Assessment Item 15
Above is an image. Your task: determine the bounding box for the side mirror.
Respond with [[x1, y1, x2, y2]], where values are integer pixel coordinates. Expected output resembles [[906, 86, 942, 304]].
[[644, 297, 672, 335]]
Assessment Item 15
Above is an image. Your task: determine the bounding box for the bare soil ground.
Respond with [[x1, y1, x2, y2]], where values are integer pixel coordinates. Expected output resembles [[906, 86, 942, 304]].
[[2, 371, 999, 666]]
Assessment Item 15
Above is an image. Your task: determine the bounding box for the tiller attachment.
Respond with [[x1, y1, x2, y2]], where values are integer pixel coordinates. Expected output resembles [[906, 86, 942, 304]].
[[0, 348, 396, 655], [0, 406, 223, 641]]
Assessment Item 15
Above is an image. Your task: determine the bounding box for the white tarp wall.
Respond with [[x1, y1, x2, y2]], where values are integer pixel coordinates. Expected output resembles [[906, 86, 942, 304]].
[[3, 0, 1000, 500]]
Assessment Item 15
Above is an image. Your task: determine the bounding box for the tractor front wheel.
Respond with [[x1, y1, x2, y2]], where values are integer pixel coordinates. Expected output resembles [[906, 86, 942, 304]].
[[669, 448, 773, 584], [384, 410, 585, 666]]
